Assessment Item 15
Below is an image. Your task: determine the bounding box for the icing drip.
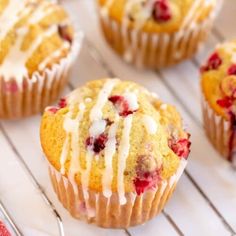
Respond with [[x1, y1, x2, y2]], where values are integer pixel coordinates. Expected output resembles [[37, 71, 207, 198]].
[[89, 120, 107, 137], [60, 104, 75, 174], [81, 80, 118, 198], [117, 115, 133, 205], [0, 0, 70, 83], [90, 79, 119, 120], [180, 0, 202, 29], [68, 103, 86, 195], [102, 121, 118, 198], [0, 25, 57, 81], [29, 1, 54, 24], [79, 80, 119, 215], [0, 0, 27, 41], [142, 115, 157, 134], [123, 92, 139, 111], [38, 43, 70, 70]]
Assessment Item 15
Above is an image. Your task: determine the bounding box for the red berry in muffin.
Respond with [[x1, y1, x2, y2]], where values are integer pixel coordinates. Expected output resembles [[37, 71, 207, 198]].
[[86, 133, 108, 154], [58, 25, 72, 44], [152, 0, 172, 22], [228, 64, 236, 75], [169, 138, 191, 160], [58, 98, 67, 108], [109, 94, 138, 117], [134, 155, 162, 195], [200, 52, 222, 72]]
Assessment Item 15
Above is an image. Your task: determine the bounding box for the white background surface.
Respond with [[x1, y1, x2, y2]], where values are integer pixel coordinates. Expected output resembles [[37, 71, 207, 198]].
[[0, 0, 236, 235]]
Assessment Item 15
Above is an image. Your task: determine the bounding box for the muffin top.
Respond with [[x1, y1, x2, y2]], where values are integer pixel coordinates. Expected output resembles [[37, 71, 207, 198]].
[[40, 79, 190, 202], [98, 0, 217, 33], [0, 0, 73, 82], [201, 40, 236, 120]]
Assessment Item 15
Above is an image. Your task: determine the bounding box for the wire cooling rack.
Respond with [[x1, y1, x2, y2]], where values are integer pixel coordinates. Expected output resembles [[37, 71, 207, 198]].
[[0, 0, 236, 235]]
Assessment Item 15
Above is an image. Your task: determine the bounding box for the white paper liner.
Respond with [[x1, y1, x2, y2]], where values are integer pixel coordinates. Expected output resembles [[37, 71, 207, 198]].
[[0, 30, 83, 119], [201, 97, 236, 166], [98, 1, 222, 69], [48, 159, 187, 228]]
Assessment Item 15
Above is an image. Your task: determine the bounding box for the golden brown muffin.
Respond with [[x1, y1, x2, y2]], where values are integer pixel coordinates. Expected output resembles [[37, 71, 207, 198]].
[[97, 0, 222, 68], [40, 78, 191, 228], [0, 0, 81, 119], [201, 40, 236, 165]]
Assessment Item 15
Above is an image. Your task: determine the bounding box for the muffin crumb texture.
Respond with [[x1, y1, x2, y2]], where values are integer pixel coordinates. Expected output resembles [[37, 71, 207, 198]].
[[41, 79, 191, 203]]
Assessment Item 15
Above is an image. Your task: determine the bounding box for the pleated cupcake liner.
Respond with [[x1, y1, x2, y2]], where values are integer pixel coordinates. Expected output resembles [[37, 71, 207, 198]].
[[0, 31, 83, 119], [202, 97, 236, 166], [98, 2, 221, 69], [48, 159, 187, 228]]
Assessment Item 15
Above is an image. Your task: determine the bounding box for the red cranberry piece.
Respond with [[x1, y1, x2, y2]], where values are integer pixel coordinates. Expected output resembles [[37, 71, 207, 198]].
[[217, 97, 233, 108], [200, 52, 222, 73], [152, 0, 172, 22], [228, 64, 236, 75], [109, 95, 137, 117], [0, 221, 11, 236], [169, 138, 191, 159], [58, 98, 67, 108], [47, 107, 59, 114], [134, 169, 162, 195], [86, 133, 108, 154], [133, 155, 162, 195], [58, 25, 72, 44]]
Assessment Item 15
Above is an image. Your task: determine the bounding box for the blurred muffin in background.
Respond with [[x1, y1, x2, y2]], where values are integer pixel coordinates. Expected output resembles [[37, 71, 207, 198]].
[[97, 0, 222, 69], [0, 0, 82, 119], [201, 40, 236, 166]]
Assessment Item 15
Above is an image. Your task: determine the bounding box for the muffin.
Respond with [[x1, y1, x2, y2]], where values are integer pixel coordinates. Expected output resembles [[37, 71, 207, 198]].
[[0, 0, 82, 119], [40, 79, 191, 228], [201, 40, 236, 166], [97, 0, 222, 69]]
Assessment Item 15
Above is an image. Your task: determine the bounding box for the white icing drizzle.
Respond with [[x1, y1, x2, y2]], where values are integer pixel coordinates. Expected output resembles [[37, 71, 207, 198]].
[[117, 115, 133, 205], [90, 79, 119, 120], [142, 115, 157, 134], [123, 92, 139, 111], [102, 121, 118, 198], [68, 103, 86, 195], [29, 1, 53, 24], [60, 103, 75, 174], [89, 119, 107, 137], [60, 135, 70, 175], [0, 0, 27, 41], [0, 0, 70, 83], [0, 25, 57, 81], [39, 43, 70, 70], [81, 79, 118, 198]]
